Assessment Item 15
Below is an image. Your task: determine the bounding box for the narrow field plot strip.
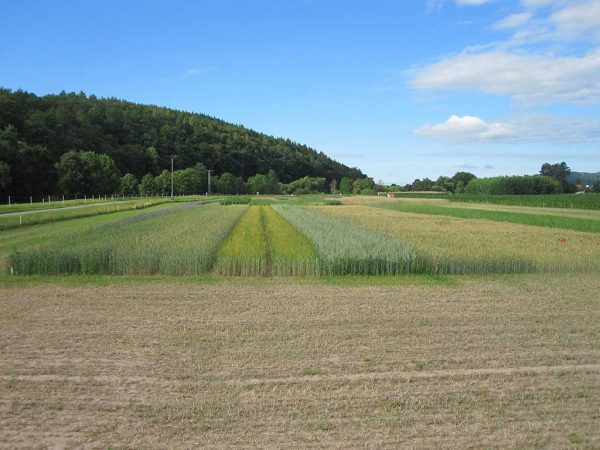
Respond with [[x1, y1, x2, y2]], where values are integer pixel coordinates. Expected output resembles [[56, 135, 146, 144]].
[[273, 205, 428, 275], [0, 197, 175, 230], [7, 203, 247, 275], [375, 201, 600, 233], [263, 206, 319, 276], [215, 206, 268, 276], [320, 205, 600, 274], [449, 193, 600, 210]]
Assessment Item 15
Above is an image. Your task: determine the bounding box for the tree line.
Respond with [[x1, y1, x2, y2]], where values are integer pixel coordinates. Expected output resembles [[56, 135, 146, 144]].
[[0, 88, 365, 199], [396, 162, 597, 195], [52, 149, 381, 197]]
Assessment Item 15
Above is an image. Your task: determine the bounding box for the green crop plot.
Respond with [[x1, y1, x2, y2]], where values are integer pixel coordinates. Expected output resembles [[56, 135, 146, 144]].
[[0, 197, 177, 230], [375, 201, 600, 233], [273, 205, 427, 275], [8, 203, 246, 275], [450, 193, 600, 210], [0, 197, 120, 214]]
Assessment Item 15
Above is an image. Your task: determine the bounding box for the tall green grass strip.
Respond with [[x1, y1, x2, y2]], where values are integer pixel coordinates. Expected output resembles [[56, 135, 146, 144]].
[[273, 205, 428, 275], [263, 206, 319, 276], [450, 193, 600, 210], [215, 206, 268, 276], [376, 202, 600, 233], [8, 204, 247, 275]]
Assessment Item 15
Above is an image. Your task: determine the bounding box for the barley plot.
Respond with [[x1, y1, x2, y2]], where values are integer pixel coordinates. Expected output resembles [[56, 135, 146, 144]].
[[8, 203, 247, 275], [273, 205, 428, 275], [320, 204, 600, 274]]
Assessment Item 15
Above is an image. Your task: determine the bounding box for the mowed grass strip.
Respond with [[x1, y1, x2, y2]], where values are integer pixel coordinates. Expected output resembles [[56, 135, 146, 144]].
[[376, 201, 600, 233], [215, 206, 268, 276], [273, 205, 428, 275], [263, 206, 319, 276], [319, 205, 600, 274], [8, 203, 246, 275]]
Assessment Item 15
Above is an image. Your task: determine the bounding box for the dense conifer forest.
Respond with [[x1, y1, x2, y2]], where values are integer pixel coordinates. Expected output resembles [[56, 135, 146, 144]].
[[0, 88, 364, 197]]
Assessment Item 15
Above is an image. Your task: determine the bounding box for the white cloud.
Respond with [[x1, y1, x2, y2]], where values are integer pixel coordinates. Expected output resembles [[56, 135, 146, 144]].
[[550, 0, 600, 41], [493, 12, 532, 29], [415, 115, 514, 141], [415, 114, 600, 143], [414, 0, 600, 104], [495, 0, 600, 44], [411, 48, 600, 104]]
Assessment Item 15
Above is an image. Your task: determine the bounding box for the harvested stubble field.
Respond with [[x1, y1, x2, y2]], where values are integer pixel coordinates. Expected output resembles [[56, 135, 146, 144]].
[[1, 274, 599, 448]]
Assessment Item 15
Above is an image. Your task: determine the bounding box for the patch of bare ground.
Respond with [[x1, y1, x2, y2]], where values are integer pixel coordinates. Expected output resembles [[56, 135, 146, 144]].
[[1, 274, 599, 448]]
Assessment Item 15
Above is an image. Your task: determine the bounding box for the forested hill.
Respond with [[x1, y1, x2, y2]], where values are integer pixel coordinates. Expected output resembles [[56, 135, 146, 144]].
[[0, 88, 364, 196]]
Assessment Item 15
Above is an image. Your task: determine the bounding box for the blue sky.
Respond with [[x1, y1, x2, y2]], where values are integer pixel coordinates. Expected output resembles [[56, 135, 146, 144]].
[[1, 0, 599, 183]]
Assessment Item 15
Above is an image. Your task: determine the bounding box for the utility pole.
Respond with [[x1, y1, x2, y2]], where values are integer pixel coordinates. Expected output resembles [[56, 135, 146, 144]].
[[207, 170, 213, 195], [171, 157, 174, 197]]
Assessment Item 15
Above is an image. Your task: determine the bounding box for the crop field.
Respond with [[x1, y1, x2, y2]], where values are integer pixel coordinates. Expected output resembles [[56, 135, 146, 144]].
[[0, 196, 181, 230], [274, 205, 425, 275], [0, 196, 124, 214], [450, 193, 600, 209], [321, 203, 599, 274], [215, 206, 268, 276], [3, 196, 600, 277], [216, 206, 319, 276], [8, 203, 246, 275], [375, 199, 600, 232], [1, 195, 600, 447]]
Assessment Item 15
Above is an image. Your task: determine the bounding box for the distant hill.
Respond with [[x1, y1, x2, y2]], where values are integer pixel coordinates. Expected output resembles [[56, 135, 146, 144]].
[[0, 88, 364, 196], [567, 171, 600, 186]]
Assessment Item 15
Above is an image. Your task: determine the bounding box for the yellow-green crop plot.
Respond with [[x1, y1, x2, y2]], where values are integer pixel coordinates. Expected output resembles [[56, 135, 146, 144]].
[[262, 205, 319, 276], [215, 206, 268, 275], [318, 205, 600, 274], [216, 206, 319, 276]]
